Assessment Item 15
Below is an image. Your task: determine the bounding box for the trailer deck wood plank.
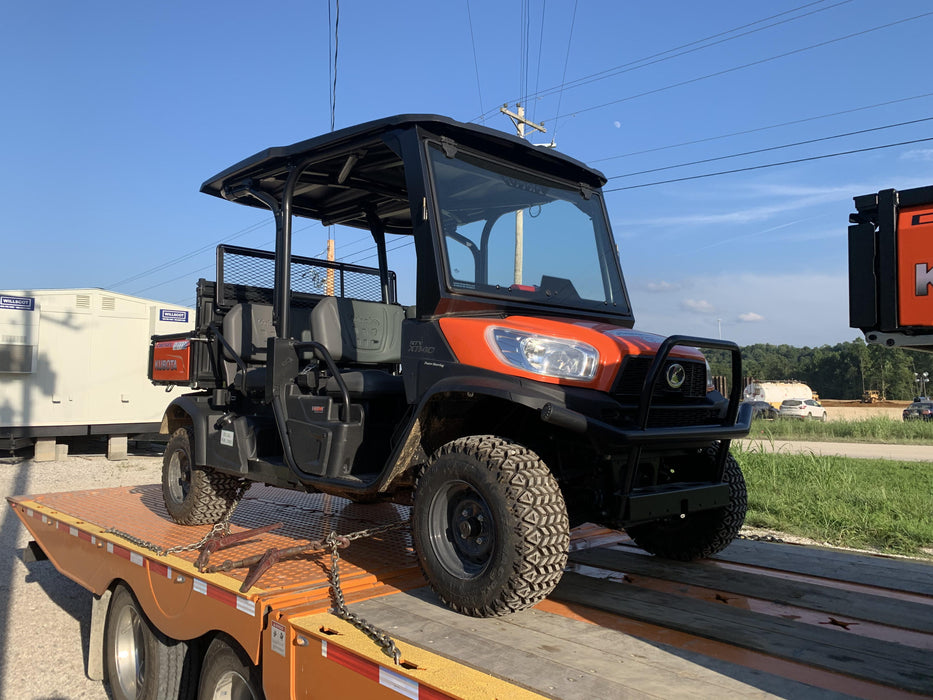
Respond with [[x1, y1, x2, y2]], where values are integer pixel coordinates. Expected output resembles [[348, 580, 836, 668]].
[[350, 588, 839, 700], [700, 540, 933, 596], [570, 546, 933, 633], [552, 571, 933, 696]]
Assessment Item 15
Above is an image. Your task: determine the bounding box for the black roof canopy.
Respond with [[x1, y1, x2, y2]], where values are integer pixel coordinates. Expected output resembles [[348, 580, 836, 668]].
[[200, 114, 607, 236]]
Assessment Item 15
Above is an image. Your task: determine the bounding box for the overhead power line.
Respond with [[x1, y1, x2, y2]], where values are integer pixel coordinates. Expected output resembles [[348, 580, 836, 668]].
[[607, 116, 933, 180], [545, 11, 933, 124], [329, 0, 340, 131], [604, 136, 933, 192], [590, 91, 933, 163], [552, 0, 578, 145], [530, 0, 547, 124], [107, 218, 270, 289], [473, 0, 851, 123], [465, 0, 486, 121]]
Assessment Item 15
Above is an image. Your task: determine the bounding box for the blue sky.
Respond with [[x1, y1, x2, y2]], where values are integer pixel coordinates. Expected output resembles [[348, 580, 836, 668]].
[[3, 0, 932, 347]]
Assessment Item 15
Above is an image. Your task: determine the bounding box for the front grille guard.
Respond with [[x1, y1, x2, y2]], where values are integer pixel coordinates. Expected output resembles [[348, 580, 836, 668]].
[[636, 335, 743, 431], [621, 334, 748, 493], [540, 334, 750, 494]]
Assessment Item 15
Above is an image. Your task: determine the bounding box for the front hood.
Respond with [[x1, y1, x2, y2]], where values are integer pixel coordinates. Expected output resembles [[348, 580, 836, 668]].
[[596, 326, 706, 361]]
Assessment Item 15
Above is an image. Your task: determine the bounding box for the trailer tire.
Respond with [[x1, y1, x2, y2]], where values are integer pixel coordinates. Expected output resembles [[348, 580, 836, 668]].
[[412, 435, 569, 618], [162, 427, 242, 526], [105, 584, 197, 700], [198, 635, 261, 700], [625, 448, 747, 561]]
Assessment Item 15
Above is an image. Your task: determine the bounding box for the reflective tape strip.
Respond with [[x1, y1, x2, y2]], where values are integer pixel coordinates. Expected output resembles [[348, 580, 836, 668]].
[[379, 667, 419, 699], [321, 639, 456, 699]]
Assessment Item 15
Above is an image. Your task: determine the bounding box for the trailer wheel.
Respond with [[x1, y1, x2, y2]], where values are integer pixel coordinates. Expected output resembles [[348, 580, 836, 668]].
[[162, 427, 242, 525], [198, 635, 261, 700], [412, 435, 569, 618], [105, 584, 196, 700], [626, 448, 747, 561]]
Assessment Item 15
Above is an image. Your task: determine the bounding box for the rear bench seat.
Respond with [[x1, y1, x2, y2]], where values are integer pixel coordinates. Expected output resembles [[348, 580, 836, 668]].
[[221, 298, 405, 397]]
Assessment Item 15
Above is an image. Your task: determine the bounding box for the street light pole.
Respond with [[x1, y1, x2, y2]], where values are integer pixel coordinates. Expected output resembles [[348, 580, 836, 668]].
[[914, 371, 929, 398]]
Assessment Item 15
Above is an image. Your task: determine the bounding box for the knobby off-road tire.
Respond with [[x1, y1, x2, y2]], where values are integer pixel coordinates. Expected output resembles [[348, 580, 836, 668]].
[[105, 584, 197, 700], [197, 635, 261, 700], [412, 435, 569, 618], [162, 427, 242, 526], [626, 449, 747, 561]]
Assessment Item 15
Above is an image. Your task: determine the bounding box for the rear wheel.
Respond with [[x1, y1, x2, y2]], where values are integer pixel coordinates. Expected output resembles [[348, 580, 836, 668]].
[[412, 436, 569, 617], [197, 636, 261, 700], [105, 585, 196, 700], [626, 448, 747, 561], [162, 427, 243, 525]]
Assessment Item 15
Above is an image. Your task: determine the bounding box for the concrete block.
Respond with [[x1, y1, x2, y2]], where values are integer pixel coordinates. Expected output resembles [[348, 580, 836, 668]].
[[55, 443, 69, 460], [107, 435, 128, 461], [34, 438, 56, 462]]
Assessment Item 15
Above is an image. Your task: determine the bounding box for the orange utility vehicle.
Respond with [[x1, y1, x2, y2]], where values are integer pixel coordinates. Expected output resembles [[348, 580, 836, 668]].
[[147, 115, 751, 621]]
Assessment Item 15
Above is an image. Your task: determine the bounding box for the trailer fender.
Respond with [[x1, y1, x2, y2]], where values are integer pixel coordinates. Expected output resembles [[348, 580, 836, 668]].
[[88, 588, 113, 681]]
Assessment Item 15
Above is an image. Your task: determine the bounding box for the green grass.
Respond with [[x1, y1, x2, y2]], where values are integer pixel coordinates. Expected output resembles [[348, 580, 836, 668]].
[[733, 444, 933, 558], [749, 416, 933, 444]]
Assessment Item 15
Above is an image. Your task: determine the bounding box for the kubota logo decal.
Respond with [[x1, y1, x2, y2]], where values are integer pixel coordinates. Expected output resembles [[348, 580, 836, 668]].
[[666, 363, 686, 389]]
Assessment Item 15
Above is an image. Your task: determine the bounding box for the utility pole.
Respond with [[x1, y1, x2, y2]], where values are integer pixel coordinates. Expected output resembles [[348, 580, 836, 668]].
[[500, 104, 545, 285], [326, 238, 335, 296]]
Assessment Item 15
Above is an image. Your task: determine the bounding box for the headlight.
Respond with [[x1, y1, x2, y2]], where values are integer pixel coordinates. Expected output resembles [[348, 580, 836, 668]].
[[705, 359, 715, 392], [488, 327, 599, 380]]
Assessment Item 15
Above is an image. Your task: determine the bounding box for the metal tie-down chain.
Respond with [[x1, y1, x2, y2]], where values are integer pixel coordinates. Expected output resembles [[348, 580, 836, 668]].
[[323, 521, 409, 664], [105, 481, 250, 556], [105, 488, 409, 664]]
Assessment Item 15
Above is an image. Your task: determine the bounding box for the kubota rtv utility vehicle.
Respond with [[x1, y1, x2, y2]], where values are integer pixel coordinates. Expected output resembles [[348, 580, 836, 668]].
[[150, 115, 752, 617]]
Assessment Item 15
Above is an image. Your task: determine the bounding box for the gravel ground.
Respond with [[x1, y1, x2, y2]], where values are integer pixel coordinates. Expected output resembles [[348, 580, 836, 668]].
[[1, 438, 163, 700]]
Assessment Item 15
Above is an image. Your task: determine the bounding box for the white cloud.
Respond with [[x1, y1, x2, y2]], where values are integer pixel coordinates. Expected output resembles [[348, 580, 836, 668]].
[[629, 272, 852, 346], [900, 149, 933, 162], [613, 120, 621, 129], [645, 280, 676, 292], [682, 298, 715, 313]]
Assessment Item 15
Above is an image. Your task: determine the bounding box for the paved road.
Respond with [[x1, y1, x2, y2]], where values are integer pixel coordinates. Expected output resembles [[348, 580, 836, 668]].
[[737, 438, 933, 462]]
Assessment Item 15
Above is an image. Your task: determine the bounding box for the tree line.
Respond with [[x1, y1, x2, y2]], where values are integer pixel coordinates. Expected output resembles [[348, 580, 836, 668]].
[[707, 338, 933, 401]]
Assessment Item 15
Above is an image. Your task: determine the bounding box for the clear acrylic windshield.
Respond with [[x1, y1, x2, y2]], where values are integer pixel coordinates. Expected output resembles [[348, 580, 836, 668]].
[[427, 143, 629, 314]]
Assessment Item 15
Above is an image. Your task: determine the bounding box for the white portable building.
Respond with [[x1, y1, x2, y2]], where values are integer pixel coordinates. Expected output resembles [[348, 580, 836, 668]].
[[0, 289, 193, 452]]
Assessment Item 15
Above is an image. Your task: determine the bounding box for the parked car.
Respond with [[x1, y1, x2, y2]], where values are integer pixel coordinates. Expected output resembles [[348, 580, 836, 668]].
[[903, 401, 933, 421], [779, 398, 827, 421], [743, 400, 778, 420]]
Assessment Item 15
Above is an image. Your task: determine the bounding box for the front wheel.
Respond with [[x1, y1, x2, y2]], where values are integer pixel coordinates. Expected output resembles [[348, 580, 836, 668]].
[[104, 585, 196, 700], [162, 427, 243, 525], [412, 436, 569, 617], [626, 448, 747, 561]]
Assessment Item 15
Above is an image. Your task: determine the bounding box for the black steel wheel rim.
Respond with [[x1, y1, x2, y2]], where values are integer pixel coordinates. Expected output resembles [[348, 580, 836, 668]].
[[166, 448, 191, 504], [427, 479, 495, 579]]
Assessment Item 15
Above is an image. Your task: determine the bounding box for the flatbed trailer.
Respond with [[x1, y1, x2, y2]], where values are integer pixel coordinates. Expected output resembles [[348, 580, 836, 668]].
[[9, 484, 933, 699]]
